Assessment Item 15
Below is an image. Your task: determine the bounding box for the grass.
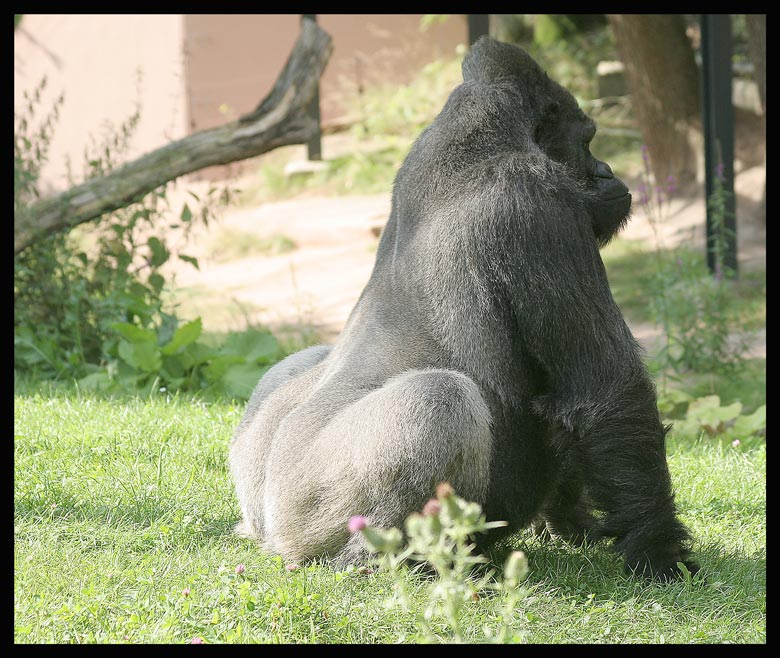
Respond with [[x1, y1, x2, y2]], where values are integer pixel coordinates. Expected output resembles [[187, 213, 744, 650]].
[[602, 238, 767, 332], [14, 376, 765, 644], [206, 230, 296, 263]]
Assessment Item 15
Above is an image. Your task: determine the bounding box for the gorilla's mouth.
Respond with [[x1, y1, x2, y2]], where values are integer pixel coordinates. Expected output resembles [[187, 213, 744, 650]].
[[606, 191, 631, 202]]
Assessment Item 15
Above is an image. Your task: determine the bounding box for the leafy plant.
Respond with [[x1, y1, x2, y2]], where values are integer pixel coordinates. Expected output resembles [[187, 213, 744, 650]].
[[82, 323, 282, 400], [351, 483, 530, 643], [635, 145, 747, 379], [13, 77, 253, 399], [670, 394, 766, 445]]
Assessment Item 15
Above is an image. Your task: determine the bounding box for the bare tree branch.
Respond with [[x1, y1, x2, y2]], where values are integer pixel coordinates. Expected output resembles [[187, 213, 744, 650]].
[[15, 18, 332, 254]]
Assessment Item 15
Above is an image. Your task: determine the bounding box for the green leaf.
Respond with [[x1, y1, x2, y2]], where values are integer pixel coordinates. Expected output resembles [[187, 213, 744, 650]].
[[147, 236, 169, 267], [118, 339, 162, 372], [203, 354, 245, 382], [157, 313, 179, 348], [687, 395, 722, 415], [161, 318, 202, 355], [220, 329, 280, 364], [161, 354, 187, 378], [148, 272, 165, 295], [732, 405, 766, 438], [221, 363, 269, 399], [658, 388, 694, 416], [180, 203, 193, 222], [714, 402, 743, 423], [77, 372, 114, 393], [179, 254, 199, 270], [111, 322, 156, 344], [176, 342, 216, 370]]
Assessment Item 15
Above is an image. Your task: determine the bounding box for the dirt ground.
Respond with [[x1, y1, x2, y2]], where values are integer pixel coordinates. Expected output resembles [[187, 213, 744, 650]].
[[162, 160, 766, 358]]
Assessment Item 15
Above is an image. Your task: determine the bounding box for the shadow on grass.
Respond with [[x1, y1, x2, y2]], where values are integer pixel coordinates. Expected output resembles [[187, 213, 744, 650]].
[[15, 495, 240, 542], [483, 529, 764, 607]]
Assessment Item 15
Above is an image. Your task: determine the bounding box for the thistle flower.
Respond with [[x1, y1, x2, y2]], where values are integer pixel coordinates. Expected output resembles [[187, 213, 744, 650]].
[[235, 564, 245, 575], [348, 515, 368, 533], [435, 482, 454, 499], [285, 563, 300, 572], [182, 587, 191, 597], [732, 439, 741, 447], [190, 637, 204, 644], [422, 498, 441, 516]]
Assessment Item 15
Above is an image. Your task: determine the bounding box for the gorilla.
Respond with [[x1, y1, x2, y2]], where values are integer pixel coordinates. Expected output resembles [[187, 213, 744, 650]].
[[229, 37, 698, 581]]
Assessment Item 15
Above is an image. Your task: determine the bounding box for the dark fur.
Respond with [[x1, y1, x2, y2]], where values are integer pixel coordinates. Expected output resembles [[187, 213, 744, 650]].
[[229, 37, 698, 581]]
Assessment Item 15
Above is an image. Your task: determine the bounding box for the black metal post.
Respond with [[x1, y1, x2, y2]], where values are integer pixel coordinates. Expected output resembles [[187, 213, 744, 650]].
[[700, 14, 737, 276], [302, 14, 322, 161], [467, 14, 490, 46]]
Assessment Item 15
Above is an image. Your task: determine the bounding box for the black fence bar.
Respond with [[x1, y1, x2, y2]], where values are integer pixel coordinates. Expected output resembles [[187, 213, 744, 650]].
[[467, 14, 490, 46], [302, 14, 322, 161], [700, 14, 737, 276]]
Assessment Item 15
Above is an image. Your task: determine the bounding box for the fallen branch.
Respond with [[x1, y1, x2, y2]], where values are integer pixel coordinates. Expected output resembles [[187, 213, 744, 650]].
[[14, 18, 332, 254]]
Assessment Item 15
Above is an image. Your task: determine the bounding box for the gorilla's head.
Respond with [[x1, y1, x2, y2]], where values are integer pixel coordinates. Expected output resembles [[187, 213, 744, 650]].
[[463, 37, 632, 245]]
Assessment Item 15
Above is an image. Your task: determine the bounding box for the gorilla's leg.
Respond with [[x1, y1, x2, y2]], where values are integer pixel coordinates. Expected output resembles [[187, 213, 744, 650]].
[[575, 413, 697, 580], [229, 345, 331, 540], [263, 369, 493, 566], [241, 345, 332, 417], [539, 471, 599, 546]]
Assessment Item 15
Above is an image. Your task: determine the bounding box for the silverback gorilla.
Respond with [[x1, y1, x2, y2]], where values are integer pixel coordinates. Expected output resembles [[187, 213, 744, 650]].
[[229, 37, 698, 581]]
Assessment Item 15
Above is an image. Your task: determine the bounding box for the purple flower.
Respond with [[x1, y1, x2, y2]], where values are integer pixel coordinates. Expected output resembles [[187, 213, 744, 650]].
[[666, 174, 677, 197], [732, 439, 741, 447], [285, 563, 300, 572], [190, 637, 205, 644], [235, 564, 245, 575], [182, 587, 191, 597], [348, 515, 368, 533], [435, 482, 455, 499], [640, 144, 651, 175], [422, 498, 441, 516]]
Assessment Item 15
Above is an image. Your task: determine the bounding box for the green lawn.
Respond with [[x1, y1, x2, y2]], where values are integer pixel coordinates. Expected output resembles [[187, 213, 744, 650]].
[[14, 379, 765, 643]]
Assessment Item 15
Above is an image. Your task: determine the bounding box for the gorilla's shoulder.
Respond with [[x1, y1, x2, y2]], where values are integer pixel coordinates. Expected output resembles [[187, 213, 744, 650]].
[[463, 152, 588, 203]]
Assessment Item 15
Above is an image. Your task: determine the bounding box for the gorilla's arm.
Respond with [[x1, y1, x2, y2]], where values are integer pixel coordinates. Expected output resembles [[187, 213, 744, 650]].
[[489, 170, 695, 578]]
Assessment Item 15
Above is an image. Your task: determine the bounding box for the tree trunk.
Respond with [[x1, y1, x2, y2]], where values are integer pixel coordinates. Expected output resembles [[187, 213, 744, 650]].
[[745, 14, 765, 113], [607, 14, 701, 186], [14, 19, 332, 254], [745, 13, 766, 223]]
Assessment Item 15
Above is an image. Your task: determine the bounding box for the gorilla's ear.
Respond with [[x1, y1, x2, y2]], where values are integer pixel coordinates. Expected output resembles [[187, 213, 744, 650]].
[[533, 100, 561, 145], [462, 37, 543, 83]]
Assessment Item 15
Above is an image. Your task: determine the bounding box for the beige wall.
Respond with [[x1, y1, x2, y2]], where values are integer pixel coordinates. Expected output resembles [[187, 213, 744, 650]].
[[184, 14, 468, 131], [14, 15, 187, 192], [14, 14, 467, 191]]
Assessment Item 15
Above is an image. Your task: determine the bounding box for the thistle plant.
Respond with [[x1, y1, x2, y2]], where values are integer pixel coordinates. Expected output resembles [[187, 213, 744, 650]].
[[349, 483, 530, 643], [635, 147, 744, 378], [636, 144, 677, 388]]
